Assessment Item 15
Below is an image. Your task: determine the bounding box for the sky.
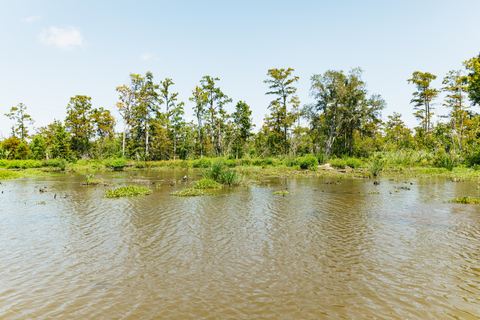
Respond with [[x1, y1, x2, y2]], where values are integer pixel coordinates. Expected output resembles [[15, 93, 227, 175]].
[[1, 0, 480, 139]]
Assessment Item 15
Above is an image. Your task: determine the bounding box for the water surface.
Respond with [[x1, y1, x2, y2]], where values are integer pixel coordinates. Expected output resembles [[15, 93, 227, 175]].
[[1, 172, 480, 319]]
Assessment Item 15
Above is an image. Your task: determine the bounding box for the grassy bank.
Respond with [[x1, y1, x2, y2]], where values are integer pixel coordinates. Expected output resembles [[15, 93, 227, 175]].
[[2, 151, 480, 181]]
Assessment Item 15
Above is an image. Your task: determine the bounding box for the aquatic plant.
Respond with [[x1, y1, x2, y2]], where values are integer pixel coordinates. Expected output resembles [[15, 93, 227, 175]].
[[202, 159, 242, 186], [84, 174, 102, 185], [273, 190, 289, 195], [104, 186, 152, 198], [171, 187, 215, 197], [369, 190, 380, 194], [450, 196, 480, 205], [368, 157, 385, 177], [194, 178, 222, 189]]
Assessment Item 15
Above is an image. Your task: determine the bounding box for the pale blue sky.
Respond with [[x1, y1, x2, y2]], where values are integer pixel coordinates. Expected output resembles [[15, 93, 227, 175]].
[[1, 0, 480, 138]]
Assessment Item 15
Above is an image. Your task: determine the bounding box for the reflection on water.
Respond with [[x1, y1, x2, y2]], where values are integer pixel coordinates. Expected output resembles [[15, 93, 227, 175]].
[[1, 172, 480, 319]]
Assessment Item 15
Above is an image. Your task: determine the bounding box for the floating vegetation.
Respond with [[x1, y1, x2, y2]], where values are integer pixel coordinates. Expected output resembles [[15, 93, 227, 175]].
[[369, 190, 380, 194], [449, 197, 480, 205], [104, 186, 152, 198], [194, 178, 222, 189], [37, 201, 46, 205], [171, 188, 216, 197], [273, 190, 289, 195]]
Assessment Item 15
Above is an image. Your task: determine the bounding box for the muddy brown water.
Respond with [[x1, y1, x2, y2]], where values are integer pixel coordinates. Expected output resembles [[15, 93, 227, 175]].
[[1, 171, 480, 319]]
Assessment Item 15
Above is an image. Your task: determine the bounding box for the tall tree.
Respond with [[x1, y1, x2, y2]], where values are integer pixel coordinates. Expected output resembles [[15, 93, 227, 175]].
[[200, 75, 232, 155], [170, 101, 185, 160], [132, 72, 161, 156], [90, 107, 115, 158], [190, 86, 207, 157], [116, 74, 143, 157], [232, 101, 253, 159], [4, 103, 34, 141], [65, 95, 93, 156], [305, 70, 347, 157], [264, 68, 299, 155], [442, 70, 469, 153], [464, 53, 480, 106], [407, 71, 439, 139]]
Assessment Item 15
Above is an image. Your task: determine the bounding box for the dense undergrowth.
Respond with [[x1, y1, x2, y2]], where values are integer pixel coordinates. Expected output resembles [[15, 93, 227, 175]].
[[3, 150, 480, 181]]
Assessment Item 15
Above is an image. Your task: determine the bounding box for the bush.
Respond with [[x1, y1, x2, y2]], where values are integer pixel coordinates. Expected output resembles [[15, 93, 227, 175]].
[[368, 157, 386, 176], [316, 153, 327, 164], [298, 155, 318, 169], [0, 160, 7, 167], [224, 159, 237, 168], [192, 157, 212, 168], [345, 158, 363, 168], [202, 159, 242, 186], [134, 161, 146, 169], [283, 157, 298, 167], [106, 158, 126, 169], [329, 158, 347, 168]]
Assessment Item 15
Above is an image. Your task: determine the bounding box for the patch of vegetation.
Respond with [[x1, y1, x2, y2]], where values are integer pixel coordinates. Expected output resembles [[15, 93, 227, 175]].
[[105, 158, 126, 169], [369, 190, 380, 194], [368, 157, 385, 177], [171, 187, 216, 197], [450, 197, 480, 205], [345, 158, 363, 168], [104, 185, 152, 198], [84, 174, 102, 185], [194, 178, 222, 189], [202, 159, 242, 186], [297, 155, 318, 169], [329, 158, 347, 168], [273, 190, 289, 195], [192, 157, 212, 168]]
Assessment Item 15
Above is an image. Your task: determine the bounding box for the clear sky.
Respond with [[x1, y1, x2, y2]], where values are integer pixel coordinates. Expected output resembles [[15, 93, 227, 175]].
[[1, 0, 480, 138]]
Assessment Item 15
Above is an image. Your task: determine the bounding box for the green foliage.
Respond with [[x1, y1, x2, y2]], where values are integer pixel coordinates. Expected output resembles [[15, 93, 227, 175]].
[[329, 158, 347, 168], [104, 185, 152, 198], [106, 158, 126, 168], [224, 159, 237, 168], [0, 170, 21, 179], [171, 188, 214, 197], [434, 148, 457, 171], [192, 157, 212, 168], [345, 158, 363, 168], [273, 190, 289, 195], [450, 196, 480, 205], [297, 155, 318, 169], [316, 153, 327, 164], [202, 159, 242, 185], [194, 178, 222, 189], [84, 174, 101, 185], [368, 157, 385, 177]]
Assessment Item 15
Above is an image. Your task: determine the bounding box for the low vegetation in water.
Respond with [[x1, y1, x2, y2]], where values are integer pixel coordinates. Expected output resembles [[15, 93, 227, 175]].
[[449, 197, 480, 205], [171, 188, 216, 197], [194, 178, 222, 189], [84, 174, 102, 185], [273, 190, 289, 195], [202, 160, 242, 186], [105, 158, 126, 169], [104, 186, 152, 198]]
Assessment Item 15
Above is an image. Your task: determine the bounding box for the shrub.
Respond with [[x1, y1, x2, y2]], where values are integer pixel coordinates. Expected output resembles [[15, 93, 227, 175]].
[[329, 158, 347, 168], [283, 157, 298, 167], [316, 153, 327, 165], [345, 158, 363, 168], [297, 155, 318, 169], [202, 159, 242, 185], [224, 159, 237, 168], [106, 158, 126, 169], [368, 157, 385, 176], [192, 157, 212, 168], [134, 161, 146, 169], [0, 160, 7, 167]]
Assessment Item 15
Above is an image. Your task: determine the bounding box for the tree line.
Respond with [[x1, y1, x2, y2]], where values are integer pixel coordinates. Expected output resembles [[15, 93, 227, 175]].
[[2, 52, 480, 162]]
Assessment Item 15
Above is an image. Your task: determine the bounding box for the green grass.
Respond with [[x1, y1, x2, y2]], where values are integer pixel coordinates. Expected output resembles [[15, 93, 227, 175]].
[[104, 186, 152, 198]]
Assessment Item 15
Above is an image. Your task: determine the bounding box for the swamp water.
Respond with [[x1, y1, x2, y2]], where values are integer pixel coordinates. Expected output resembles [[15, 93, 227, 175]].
[[1, 172, 480, 319]]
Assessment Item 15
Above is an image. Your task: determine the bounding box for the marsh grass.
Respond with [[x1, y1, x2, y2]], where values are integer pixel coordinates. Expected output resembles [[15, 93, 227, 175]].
[[171, 188, 216, 197], [273, 190, 289, 195], [104, 186, 152, 198]]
